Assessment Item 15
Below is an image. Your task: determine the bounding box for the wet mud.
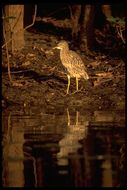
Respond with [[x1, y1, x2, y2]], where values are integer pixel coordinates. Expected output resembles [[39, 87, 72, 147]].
[[2, 30, 125, 113]]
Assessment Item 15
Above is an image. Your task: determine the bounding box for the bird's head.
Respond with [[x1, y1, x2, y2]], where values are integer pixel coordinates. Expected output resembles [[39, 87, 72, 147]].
[[53, 40, 69, 50]]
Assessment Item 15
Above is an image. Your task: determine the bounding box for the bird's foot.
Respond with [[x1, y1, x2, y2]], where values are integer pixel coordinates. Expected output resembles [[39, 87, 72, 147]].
[[71, 90, 78, 95], [62, 87, 84, 96], [71, 87, 84, 95], [62, 91, 70, 96]]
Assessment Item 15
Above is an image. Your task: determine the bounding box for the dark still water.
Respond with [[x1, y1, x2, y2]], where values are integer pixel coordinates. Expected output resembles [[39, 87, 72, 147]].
[[2, 107, 125, 187]]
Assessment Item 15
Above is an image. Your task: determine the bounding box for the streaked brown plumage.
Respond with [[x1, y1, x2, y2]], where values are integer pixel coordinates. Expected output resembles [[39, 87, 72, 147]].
[[54, 40, 89, 94]]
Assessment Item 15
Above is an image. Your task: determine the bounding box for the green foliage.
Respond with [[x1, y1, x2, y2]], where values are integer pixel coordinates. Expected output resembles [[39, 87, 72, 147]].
[[107, 16, 125, 29], [107, 16, 125, 44]]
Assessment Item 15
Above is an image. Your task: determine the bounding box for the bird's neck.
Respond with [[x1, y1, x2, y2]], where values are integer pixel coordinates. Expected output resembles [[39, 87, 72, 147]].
[[60, 47, 69, 55]]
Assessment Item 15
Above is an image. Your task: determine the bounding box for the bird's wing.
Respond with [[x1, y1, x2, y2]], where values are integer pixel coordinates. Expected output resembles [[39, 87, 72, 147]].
[[67, 50, 89, 79], [69, 50, 86, 70]]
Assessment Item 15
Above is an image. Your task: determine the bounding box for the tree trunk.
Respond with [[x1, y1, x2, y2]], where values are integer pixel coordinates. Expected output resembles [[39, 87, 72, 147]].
[[3, 5, 24, 53], [70, 5, 81, 40], [79, 5, 95, 54], [101, 5, 112, 18]]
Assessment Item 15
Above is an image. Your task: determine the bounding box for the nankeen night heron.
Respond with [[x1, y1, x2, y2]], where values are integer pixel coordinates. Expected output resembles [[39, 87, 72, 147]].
[[54, 40, 89, 94]]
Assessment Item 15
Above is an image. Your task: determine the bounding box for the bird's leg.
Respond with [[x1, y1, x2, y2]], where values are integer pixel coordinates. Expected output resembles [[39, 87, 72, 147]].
[[67, 75, 70, 94], [67, 108, 70, 126], [76, 77, 78, 91], [71, 78, 82, 94], [76, 111, 79, 127]]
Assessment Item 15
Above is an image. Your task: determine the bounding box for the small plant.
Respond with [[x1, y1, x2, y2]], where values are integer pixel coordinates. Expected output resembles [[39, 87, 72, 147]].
[[107, 16, 125, 44]]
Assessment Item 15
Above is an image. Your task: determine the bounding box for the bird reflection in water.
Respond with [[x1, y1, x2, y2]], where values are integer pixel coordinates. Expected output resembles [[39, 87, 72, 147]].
[[57, 108, 89, 168]]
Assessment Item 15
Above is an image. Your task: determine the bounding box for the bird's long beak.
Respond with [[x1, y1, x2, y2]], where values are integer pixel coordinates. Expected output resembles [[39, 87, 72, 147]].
[[53, 46, 57, 49], [53, 46, 61, 50]]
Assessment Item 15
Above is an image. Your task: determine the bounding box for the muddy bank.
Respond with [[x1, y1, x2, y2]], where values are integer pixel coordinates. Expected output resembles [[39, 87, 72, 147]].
[[2, 31, 125, 112]]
